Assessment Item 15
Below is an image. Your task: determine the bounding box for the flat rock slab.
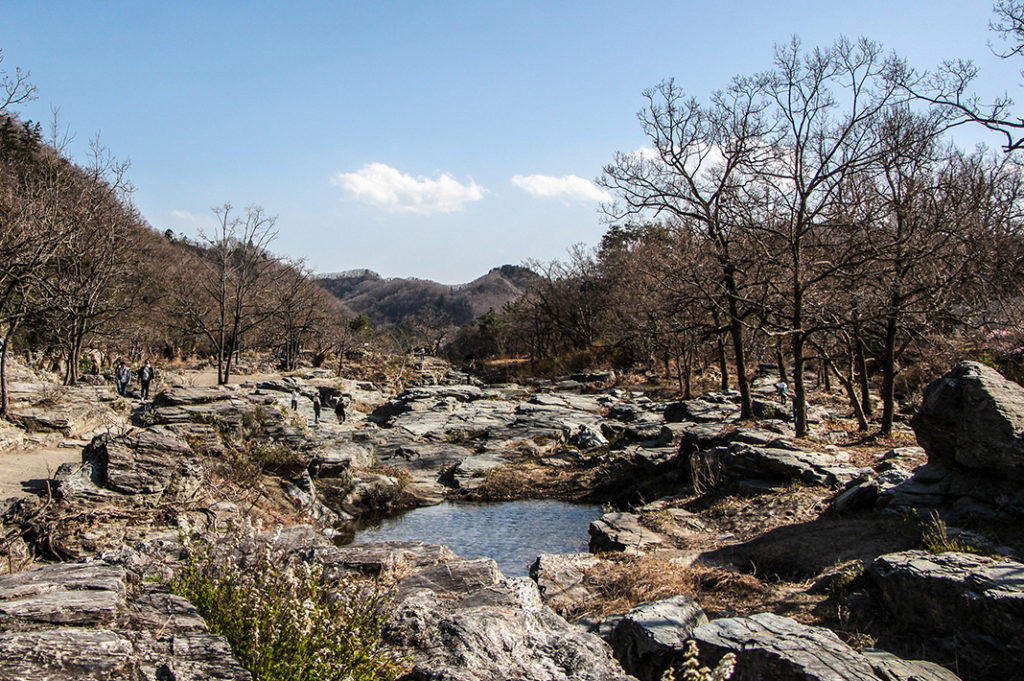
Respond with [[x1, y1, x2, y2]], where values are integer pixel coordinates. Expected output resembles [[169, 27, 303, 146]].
[[692, 612, 880, 681], [529, 553, 600, 612], [589, 512, 664, 553], [609, 595, 708, 681], [868, 550, 1024, 660]]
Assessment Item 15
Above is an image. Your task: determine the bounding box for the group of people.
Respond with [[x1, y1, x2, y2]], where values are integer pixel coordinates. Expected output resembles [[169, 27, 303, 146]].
[[291, 389, 347, 425], [114, 359, 155, 399]]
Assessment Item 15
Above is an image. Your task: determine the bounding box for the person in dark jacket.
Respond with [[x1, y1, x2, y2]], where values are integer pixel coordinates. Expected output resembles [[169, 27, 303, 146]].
[[115, 361, 130, 397], [334, 394, 347, 423], [138, 359, 154, 400]]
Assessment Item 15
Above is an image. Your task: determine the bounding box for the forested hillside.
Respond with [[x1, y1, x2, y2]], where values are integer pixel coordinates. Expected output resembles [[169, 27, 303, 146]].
[[317, 264, 538, 328]]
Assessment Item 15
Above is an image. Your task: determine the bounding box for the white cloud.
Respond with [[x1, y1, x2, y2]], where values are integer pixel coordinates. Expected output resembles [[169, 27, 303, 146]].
[[171, 209, 200, 223], [332, 162, 485, 215], [511, 174, 612, 203]]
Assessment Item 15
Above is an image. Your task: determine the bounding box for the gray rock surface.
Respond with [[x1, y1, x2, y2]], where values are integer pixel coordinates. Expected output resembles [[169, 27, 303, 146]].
[[907, 362, 1024, 515], [868, 550, 1024, 665], [608, 595, 708, 681], [589, 512, 664, 553], [529, 553, 600, 612], [692, 612, 881, 681], [0, 561, 250, 681]]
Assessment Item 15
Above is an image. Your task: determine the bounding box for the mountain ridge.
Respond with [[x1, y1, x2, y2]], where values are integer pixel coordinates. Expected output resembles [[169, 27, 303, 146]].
[[316, 264, 538, 328]]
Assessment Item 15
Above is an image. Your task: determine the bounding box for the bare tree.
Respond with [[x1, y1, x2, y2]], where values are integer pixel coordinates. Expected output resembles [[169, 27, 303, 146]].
[[169, 204, 285, 384], [600, 77, 776, 418]]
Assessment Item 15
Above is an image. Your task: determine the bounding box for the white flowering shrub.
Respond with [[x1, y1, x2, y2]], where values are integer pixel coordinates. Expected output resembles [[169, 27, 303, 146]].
[[170, 522, 400, 681], [662, 640, 736, 681]]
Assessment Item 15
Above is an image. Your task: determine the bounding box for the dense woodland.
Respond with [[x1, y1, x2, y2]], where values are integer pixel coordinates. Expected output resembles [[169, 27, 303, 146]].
[[451, 6, 1024, 439], [6, 3, 1024, 442]]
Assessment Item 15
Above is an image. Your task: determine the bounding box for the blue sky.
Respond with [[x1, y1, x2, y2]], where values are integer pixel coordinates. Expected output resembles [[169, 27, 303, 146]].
[[1, 1, 1019, 283]]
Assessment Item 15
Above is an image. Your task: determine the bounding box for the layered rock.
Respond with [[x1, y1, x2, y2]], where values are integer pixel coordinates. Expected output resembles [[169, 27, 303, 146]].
[[0, 561, 250, 680], [868, 550, 1024, 672], [906, 361, 1024, 515]]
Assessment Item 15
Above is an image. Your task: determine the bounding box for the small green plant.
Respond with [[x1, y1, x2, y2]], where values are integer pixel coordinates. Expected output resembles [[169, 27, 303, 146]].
[[170, 525, 400, 681], [662, 640, 736, 681], [919, 511, 984, 555]]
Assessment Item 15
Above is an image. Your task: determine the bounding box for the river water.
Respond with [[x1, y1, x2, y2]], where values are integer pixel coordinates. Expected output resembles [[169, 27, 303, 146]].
[[350, 500, 604, 576]]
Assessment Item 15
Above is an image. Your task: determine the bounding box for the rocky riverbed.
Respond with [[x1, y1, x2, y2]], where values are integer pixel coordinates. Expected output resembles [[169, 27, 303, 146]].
[[1, 357, 1023, 680]]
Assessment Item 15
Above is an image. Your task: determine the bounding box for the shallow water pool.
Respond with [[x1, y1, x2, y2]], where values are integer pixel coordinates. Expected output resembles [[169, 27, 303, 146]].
[[349, 500, 603, 576]]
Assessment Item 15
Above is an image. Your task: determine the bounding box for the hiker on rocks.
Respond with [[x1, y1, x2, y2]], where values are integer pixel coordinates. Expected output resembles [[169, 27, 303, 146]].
[[334, 394, 347, 423], [777, 380, 789, 405], [138, 359, 154, 400], [115, 360, 131, 397], [291, 389, 299, 411], [312, 394, 321, 424]]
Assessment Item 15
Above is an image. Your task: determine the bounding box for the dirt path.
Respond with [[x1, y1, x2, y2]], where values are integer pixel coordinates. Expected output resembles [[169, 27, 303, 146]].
[[186, 369, 279, 387], [0, 445, 81, 499]]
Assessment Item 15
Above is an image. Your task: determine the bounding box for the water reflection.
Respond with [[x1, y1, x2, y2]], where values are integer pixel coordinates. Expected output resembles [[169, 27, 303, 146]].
[[350, 500, 603, 576]]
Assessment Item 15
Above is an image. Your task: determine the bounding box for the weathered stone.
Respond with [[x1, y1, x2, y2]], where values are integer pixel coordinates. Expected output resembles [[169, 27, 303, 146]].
[[0, 628, 135, 680], [868, 550, 1024, 663], [608, 595, 708, 681], [692, 443, 868, 489], [692, 612, 879, 681], [529, 553, 600, 612], [589, 512, 663, 553], [861, 650, 961, 681], [912, 361, 1024, 481]]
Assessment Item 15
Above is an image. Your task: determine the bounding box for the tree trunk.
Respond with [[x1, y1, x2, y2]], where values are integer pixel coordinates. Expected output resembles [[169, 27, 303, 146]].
[[792, 331, 808, 437], [724, 277, 753, 419], [0, 334, 9, 417], [879, 313, 898, 437], [775, 338, 787, 383], [821, 351, 868, 431], [854, 330, 872, 417]]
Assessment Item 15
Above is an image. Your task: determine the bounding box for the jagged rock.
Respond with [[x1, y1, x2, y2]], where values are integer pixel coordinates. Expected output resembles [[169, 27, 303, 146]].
[[529, 553, 600, 612], [0, 562, 251, 680], [868, 550, 1024, 667], [8, 401, 111, 439], [861, 650, 961, 681], [55, 429, 204, 503], [387, 563, 631, 681], [912, 362, 1024, 479], [309, 441, 374, 476], [451, 452, 508, 490], [589, 512, 663, 553], [154, 385, 234, 406], [692, 612, 880, 681], [569, 424, 608, 450], [664, 399, 740, 424], [608, 595, 708, 681], [690, 442, 869, 489]]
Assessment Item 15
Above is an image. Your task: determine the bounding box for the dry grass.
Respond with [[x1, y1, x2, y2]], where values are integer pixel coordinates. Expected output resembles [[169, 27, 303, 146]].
[[570, 553, 774, 621]]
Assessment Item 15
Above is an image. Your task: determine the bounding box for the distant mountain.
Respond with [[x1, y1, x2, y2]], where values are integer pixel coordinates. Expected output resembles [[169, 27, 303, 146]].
[[316, 265, 539, 328]]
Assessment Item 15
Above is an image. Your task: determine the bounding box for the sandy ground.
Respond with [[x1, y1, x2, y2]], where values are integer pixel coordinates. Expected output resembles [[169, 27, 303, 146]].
[[0, 445, 81, 499], [186, 369, 279, 387]]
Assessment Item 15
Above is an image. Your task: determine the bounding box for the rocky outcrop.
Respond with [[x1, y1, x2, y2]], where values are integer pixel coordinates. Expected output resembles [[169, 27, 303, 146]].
[[906, 361, 1024, 515], [529, 553, 600, 612], [0, 561, 250, 680], [867, 550, 1024, 673], [589, 512, 664, 553], [54, 428, 203, 505], [692, 612, 956, 681], [608, 595, 708, 681]]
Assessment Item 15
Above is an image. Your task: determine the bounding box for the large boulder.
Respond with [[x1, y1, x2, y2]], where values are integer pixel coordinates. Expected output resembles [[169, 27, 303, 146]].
[[589, 512, 664, 553], [867, 550, 1024, 673], [608, 595, 708, 681], [908, 362, 1024, 514], [0, 562, 250, 681], [693, 613, 907, 681], [912, 361, 1024, 478]]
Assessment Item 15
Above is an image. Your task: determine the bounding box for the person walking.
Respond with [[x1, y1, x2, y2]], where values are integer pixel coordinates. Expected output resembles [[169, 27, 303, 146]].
[[138, 359, 154, 400], [291, 389, 299, 412], [334, 394, 347, 423], [776, 380, 789, 405], [312, 394, 321, 424], [115, 360, 131, 397]]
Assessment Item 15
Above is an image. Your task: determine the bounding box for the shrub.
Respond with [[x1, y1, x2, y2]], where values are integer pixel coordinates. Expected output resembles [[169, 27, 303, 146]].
[[170, 526, 400, 681], [662, 640, 735, 681]]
